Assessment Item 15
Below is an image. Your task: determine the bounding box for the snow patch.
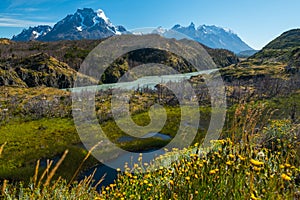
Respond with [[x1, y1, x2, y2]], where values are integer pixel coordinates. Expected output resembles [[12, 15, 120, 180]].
[[77, 13, 87, 30], [107, 26, 116, 34], [115, 30, 122, 35], [93, 16, 99, 26], [153, 26, 167, 34], [223, 27, 235, 34], [97, 9, 111, 25], [132, 32, 144, 36], [32, 30, 42, 39]]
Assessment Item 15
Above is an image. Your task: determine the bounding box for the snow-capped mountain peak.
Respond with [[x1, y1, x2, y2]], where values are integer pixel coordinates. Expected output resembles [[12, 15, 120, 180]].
[[96, 9, 111, 25], [12, 25, 52, 41], [223, 27, 235, 34], [171, 23, 253, 53], [152, 26, 167, 34], [12, 8, 128, 41], [11, 10, 253, 53]]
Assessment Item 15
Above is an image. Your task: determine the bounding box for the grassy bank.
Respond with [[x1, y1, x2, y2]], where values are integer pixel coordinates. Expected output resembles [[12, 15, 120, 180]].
[[0, 106, 212, 181], [0, 93, 299, 199], [1, 118, 299, 199]]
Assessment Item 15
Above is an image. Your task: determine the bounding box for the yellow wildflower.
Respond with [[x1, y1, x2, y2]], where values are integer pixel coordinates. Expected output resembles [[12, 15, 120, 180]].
[[144, 174, 151, 179], [281, 173, 291, 181], [253, 166, 261, 172], [279, 164, 285, 169], [251, 193, 261, 200], [285, 163, 291, 168], [226, 161, 233, 166], [209, 169, 218, 175], [238, 155, 246, 161], [169, 180, 174, 185], [250, 159, 264, 166]]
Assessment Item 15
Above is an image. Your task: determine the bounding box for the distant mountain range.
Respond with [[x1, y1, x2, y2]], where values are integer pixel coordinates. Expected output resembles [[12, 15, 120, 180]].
[[12, 8, 254, 54], [159, 23, 254, 53], [12, 8, 128, 41]]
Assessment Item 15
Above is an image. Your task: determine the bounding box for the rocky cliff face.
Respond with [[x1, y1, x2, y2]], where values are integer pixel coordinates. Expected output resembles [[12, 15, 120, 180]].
[[0, 53, 96, 88]]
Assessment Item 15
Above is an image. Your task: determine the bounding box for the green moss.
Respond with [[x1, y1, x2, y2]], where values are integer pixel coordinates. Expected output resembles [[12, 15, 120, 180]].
[[0, 118, 81, 180]]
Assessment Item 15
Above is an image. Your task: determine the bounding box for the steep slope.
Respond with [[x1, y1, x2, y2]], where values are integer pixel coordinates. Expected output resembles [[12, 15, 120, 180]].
[[203, 45, 239, 68], [237, 50, 259, 58], [251, 29, 300, 68], [101, 48, 197, 83], [263, 29, 300, 49], [218, 28, 300, 86], [0, 53, 97, 88]]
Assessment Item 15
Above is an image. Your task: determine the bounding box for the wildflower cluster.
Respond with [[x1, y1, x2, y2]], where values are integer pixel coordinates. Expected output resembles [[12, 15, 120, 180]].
[[100, 133, 300, 199]]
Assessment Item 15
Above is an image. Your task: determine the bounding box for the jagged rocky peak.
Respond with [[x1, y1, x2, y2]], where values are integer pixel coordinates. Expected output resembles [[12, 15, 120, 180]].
[[171, 23, 253, 53], [188, 22, 196, 30], [12, 25, 52, 41], [172, 24, 182, 29], [12, 8, 128, 42], [72, 8, 112, 29]]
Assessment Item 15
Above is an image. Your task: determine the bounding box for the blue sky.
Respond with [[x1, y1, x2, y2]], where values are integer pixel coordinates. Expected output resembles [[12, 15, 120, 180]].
[[0, 0, 299, 49]]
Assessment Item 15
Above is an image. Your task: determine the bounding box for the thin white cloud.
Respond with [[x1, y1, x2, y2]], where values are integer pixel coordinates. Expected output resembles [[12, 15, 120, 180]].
[[8, 0, 54, 8], [15, 7, 42, 12], [0, 17, 54, 27], [7, 0, 70, 8]]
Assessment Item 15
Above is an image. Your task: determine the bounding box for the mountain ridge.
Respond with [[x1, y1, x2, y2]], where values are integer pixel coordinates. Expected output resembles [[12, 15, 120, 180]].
[[250, 29, 300, 68], [12, 8, 128, 42], [170, 23, 254, 53], [12, 8, 254, 54]]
